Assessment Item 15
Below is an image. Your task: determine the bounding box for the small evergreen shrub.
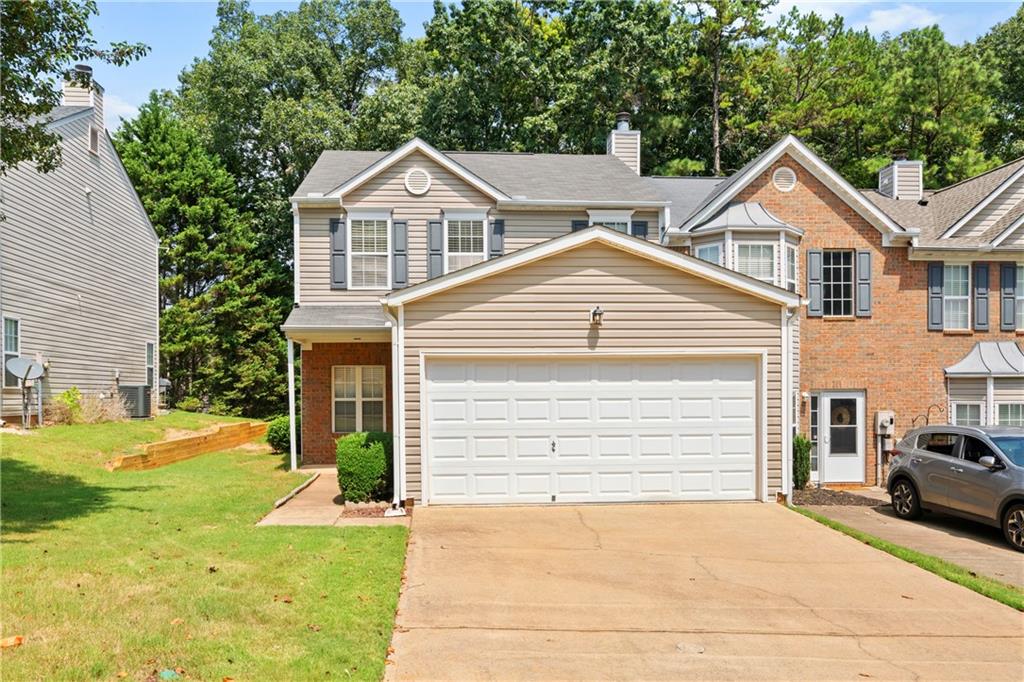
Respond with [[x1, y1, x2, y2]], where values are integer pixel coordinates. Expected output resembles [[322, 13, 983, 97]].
[[266, 415, 298, 453], [793, 434, 812, 491], [176, 396, 202, 412], [336, 432, 392, 503]]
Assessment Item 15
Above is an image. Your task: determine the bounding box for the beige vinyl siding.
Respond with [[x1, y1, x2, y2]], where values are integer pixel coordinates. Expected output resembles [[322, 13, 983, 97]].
[[400, 242, 785, 501], [960, 175, 1024, 237], [895, 164, 922, 199], [608, 131, 640, 173], [0, 114, 158, 415]]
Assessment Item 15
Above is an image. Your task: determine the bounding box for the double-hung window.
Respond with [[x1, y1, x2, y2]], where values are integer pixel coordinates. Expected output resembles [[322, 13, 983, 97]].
[[786, 245, 798, 293], [146, 342, 155, 387], [942, 264, 970, 330], [332, 366, 386, 433], [587, 210, 633, 234], [348, 213, 390, 289], [822, 250, 854, 316], [952, 402, 983, 426], [696, 243, 722, 266], [444, 212, 487, 273], [3, 317, 20, 388], [998, 403, 1024, 427], [735, 243, 775, 283], [1016, 264, 1024, 330]]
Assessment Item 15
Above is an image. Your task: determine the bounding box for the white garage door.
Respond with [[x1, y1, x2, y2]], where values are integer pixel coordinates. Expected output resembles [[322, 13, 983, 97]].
[[424, 356, 759, 504]]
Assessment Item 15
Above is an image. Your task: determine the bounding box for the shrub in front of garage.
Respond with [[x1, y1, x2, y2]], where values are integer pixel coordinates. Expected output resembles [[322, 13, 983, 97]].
[[336, 432, 392, 502]]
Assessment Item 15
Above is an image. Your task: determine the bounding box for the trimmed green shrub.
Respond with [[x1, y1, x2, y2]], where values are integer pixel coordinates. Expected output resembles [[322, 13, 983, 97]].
[[266, 415, 298, 453], [793, 434, 812, 491], [336, 432, 392, 503], [176, 396, 202, 412]]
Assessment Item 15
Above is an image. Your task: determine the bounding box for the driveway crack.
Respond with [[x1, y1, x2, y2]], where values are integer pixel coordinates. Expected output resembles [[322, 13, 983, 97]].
[[575, 509, 603, 550]]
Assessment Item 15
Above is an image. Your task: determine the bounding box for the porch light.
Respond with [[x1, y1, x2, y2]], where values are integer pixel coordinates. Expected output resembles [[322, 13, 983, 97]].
[[590, 306, 604, 326]]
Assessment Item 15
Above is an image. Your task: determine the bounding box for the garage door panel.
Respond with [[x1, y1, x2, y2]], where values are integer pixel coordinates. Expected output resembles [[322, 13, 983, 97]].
[[425, 357, 758, 504]]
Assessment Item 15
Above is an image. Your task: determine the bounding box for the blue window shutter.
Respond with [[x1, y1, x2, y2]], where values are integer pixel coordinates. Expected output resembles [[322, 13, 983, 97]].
[[807, 249, 823, 317], [428, 220, 443, 279], [928, 262, 944, 331], [489, 219, 504, 259], [1001, 263, 1017, 331], [855, 250, 872, 317], [571, 220, 588, 232], [330, 218, 347, 290], [392, 220, 408, 289], [630, 220, 648, 239], [973, 262, 989, 331]]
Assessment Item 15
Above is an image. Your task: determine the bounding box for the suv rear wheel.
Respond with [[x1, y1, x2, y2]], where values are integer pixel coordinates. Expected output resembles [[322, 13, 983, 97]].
[[891, 478, 921, 520], [1002, 504, 1024, 553]]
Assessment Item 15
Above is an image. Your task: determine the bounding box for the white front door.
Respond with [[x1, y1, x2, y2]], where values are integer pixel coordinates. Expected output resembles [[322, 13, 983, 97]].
[[819, 392, 865, 483], [423, 356, 760, 504]]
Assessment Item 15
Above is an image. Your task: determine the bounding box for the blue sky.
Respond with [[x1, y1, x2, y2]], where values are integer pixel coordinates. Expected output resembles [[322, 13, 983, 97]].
[[90, 1, 1021, 130]]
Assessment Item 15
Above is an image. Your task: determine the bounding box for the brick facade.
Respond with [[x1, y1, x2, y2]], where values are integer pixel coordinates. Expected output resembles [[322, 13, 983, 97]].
[[738, 155, 1022, 484], [300, 342, 393, 465]]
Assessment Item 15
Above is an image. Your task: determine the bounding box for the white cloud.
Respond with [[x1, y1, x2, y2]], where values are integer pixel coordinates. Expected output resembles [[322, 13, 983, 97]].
[[102, 93, 139, 131], [864, 4, 941, 35]]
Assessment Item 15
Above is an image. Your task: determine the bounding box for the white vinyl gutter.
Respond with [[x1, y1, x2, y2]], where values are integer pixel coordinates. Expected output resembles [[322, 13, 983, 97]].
[[381, 305, 406, 516]]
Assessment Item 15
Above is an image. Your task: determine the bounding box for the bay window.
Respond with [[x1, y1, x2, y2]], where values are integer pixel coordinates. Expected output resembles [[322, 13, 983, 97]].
[[696, 243, 722, 265], [999, 403, 1024, 427], [952, 402, 983, 426], [735, 243, 775, 283], [332, 365, 386, 433], [942, 264, 970, 330], [348, 213, 390, 289], [786, 245, 798, 293]]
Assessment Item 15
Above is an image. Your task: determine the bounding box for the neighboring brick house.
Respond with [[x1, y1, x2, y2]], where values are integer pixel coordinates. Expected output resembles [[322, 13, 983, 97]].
[[283, 119, 1023, 508]]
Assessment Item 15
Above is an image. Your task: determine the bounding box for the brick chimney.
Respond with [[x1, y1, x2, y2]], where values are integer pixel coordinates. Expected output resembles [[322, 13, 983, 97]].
[[878, 152, 923, 201], [606, 112, 640, 174], [62, 64, 104, 130]]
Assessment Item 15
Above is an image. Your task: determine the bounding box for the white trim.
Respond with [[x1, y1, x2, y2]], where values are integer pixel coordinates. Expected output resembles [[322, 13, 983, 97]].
[[987, 376, 995, 426], [382, 309, 402, 506], [991, 212, 1024, 247], [941, 164, 1024, 239], [951, 400, 986, 427], [676, 135, 905, 236], [383, 226, 800, 309], [733, 241, 777, 285], [995, 401, 1024, 426], [346, 212, 392, 291], [818, 391, 867, 484], [772, 166, 797, 193], [587, 209, 634, 232], [403, 167, 431, 195], [329, 138, 510, 201], [330, 365, 387, 433], [781, 309, 791, 498], [417, 348, 773, 506], [287, 340, 298, 471], [2, 315, 21, 389], [443, 211, 489, 274], [724, 230, 733, 269], [291, 202, 301, 304]]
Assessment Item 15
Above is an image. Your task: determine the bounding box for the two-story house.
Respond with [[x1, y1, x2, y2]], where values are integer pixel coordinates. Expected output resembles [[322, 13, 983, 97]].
[[284, 115, 1023, 508], [0, 66, 159, 423]]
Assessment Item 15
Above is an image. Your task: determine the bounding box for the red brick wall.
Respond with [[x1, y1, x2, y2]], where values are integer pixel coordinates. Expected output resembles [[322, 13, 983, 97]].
[[300, 342, 393, 465], [737, 155, 1021, 484]]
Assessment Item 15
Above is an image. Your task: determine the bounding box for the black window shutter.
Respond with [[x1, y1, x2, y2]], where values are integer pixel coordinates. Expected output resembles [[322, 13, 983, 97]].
[[927, 262, 944, 331], [1001, 263, 1018, 331], [973, 262, 989, 331], [855, 250, 872, 317], [392, 220, 408, 289], [489, 219, 504, 259], [571, 220, 589, 232], [427, 220, 444, 279], [807, 249, 823, 317], [330, 217, 347, 290], [630, 220, 649, 239]]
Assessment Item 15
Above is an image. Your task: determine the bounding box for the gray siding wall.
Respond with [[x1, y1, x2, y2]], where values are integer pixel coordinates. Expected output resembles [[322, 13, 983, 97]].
[[0, 113, 159, 416]]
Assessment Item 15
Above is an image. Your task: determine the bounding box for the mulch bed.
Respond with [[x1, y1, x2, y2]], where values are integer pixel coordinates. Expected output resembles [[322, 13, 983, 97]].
[[792, 487, 885, 507]]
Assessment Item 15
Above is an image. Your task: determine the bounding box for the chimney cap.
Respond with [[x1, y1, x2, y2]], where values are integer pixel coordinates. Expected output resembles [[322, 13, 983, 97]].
[[891, 149, 908, 162], [615, 111, 631, 131]]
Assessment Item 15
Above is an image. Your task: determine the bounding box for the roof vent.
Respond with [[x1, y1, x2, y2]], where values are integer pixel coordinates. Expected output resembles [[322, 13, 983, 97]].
[[404, 167, 431, 195], [772, 166, 797, 193]]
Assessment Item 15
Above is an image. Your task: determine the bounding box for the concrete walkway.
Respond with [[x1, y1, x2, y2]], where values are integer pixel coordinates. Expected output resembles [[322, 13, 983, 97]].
[[257, 467, 409, 527], [388, 503, 1023, 681], [807, 502, 1024, 588]]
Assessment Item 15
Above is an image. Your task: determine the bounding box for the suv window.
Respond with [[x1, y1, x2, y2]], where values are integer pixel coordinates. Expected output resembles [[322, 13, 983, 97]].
[[961, 436, 996, 464], [919, 432, 959, 457]]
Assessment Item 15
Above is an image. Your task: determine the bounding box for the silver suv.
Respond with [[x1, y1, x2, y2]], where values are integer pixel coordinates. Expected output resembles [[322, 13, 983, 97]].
[[887, 426, 1024, 552]]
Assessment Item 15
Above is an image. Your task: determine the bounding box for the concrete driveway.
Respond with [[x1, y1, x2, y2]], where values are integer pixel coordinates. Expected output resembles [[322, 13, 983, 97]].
[[388, 503, 1024, 681]]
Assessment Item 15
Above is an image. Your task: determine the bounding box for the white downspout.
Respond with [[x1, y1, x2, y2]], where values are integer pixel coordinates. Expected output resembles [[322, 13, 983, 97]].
[[382, 304, 406, 515], [287, 338, 298, 471]]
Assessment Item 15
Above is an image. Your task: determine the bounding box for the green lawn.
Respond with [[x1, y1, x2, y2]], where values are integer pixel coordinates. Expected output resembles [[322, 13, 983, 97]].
[[1, 413, 408, 680]]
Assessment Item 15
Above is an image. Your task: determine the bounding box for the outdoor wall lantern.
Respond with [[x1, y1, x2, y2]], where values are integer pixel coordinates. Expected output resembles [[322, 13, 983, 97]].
[[590, 306, 604, 326]]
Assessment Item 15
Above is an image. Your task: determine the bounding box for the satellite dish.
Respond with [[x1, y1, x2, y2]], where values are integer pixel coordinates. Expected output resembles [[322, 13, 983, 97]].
[[5, 357, 44, 381]]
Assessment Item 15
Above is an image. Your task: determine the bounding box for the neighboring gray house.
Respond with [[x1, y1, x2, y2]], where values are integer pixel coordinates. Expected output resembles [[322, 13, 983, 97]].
[[0, 67, 159, 423]]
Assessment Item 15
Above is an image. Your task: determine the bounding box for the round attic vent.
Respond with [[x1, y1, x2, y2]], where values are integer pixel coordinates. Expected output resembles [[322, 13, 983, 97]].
[[772, 166, 797, 193], [404, 167, 431, 195]]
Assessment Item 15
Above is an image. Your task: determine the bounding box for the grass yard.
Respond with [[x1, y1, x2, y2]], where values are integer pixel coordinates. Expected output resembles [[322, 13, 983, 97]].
[[0, 413, 408, 680]]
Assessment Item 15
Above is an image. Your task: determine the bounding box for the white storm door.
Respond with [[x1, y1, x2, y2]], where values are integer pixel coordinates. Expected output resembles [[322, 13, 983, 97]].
[[819, 392, 865, 483], [423, 356, 759, 504]]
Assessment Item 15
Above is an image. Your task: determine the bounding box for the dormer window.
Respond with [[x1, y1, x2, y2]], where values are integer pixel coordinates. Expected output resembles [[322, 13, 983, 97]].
[[88, 126, 100, 155], [588, 210, 633, 234]]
